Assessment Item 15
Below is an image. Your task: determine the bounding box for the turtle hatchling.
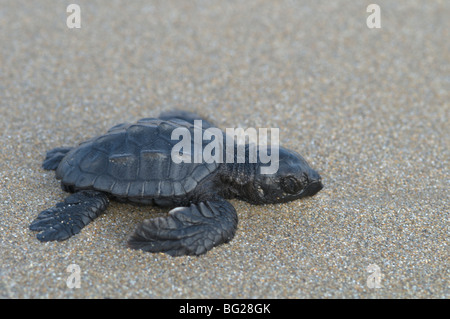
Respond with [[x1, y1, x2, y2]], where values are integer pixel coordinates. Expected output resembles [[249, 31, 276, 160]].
[[30, 110, 323, 256]]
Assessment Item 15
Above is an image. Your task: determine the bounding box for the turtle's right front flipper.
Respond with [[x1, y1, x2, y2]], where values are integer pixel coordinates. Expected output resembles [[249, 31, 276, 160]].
[[30, 190, 109, 241], [128, 199, 238, 256]]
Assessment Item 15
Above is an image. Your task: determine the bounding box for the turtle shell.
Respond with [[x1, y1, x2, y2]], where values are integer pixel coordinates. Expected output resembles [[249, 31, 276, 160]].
[[55, 118, 220, 199]]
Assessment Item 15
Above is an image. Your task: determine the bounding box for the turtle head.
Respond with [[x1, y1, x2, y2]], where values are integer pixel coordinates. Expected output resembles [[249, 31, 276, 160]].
[[250, 147, 323, 204]]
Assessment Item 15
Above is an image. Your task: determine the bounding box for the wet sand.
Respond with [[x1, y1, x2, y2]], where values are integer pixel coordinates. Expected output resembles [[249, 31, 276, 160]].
[[0, 1, 448, 298]]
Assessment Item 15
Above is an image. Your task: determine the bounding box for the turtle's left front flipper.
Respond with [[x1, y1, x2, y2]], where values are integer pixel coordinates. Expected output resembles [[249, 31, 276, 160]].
[[128, 199, 238, 256], [30, 190, 109, 241], [42, 147, 72, 170]]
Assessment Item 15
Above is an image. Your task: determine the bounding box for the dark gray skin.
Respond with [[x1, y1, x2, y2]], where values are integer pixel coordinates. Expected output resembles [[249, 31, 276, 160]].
[[30, 111, 323, 256]]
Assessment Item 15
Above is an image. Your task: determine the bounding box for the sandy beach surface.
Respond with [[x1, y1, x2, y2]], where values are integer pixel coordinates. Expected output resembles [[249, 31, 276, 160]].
[[0, 0, 448, 298]]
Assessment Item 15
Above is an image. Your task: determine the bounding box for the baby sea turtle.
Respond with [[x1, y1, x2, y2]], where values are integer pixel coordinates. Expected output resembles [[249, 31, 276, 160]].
[[30, 110, 323, 256]]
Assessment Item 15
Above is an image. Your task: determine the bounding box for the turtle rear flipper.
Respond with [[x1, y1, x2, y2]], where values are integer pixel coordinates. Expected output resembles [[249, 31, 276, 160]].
[[42, 147, 72, 170], [30, 190, 109, 241], [128, 199, 238, 256]]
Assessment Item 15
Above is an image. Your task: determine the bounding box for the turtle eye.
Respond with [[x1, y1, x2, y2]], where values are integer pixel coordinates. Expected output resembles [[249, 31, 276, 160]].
[[280, 176, 302, 194]]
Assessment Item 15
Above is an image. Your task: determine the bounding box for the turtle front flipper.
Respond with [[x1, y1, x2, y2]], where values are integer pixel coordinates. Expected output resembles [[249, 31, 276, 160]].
[[42, 147, 73, 170], [127, 199, 238, 256], [29, 190, 109, 241]]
